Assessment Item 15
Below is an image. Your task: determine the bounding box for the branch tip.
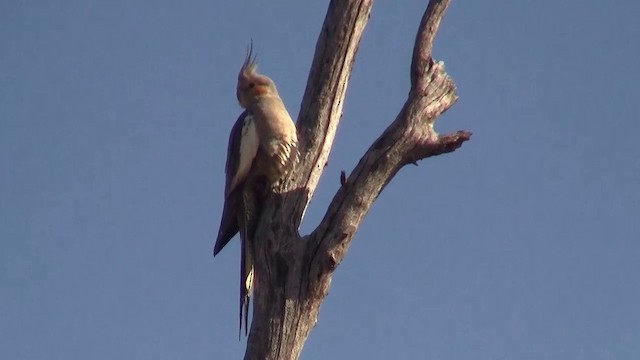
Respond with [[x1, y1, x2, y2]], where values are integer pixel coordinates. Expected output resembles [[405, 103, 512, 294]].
[[410, 0, 451, 89]]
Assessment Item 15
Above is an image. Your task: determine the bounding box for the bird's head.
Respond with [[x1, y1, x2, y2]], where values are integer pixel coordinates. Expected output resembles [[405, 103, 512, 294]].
[[236, 44, 278, 108]]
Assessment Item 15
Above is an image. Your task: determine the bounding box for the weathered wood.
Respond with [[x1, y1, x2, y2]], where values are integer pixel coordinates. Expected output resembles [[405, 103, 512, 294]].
[[242, 1, 468, 359]]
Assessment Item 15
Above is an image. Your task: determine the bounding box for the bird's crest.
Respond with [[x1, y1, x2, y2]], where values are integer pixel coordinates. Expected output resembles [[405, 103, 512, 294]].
[[237, 40, 277, 107], [240, 41, 258, 78]]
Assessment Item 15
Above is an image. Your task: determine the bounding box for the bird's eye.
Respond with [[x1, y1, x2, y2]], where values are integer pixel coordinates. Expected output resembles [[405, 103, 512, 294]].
[[249, 83, 255, 88]]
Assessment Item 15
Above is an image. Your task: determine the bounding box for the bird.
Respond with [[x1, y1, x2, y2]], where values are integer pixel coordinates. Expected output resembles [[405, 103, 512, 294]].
[[214, 44, 298, 337]]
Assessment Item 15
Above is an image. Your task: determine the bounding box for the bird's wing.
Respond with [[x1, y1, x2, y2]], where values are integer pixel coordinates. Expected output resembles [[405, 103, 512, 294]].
[[225, 111, 259, 197], [213, 186, 239, 256], [214, 110, 259, 256]]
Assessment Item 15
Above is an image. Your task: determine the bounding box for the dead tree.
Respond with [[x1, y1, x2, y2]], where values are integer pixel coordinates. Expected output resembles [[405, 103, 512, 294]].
[[243, 0, 470, 358]]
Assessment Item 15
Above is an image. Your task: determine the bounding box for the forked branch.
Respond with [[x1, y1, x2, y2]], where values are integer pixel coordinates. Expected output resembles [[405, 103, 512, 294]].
[[307, 0, 470, 274]]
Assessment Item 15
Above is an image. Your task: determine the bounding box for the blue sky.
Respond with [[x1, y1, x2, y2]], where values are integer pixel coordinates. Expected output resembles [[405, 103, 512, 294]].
[[2, 1, 639, 359]]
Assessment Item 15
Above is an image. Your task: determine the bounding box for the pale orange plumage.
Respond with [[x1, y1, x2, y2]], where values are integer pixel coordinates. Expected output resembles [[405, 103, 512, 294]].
[[215, 43, 298, 336]]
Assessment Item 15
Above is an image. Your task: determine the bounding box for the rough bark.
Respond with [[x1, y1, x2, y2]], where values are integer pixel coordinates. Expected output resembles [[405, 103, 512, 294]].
[[243, 1, 469, 359]]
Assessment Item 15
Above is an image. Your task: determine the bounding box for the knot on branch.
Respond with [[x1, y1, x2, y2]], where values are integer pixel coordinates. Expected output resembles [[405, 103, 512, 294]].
[[403, 60, 458, 148], [413, 60, 458, 114], [403, 60, 458, 151], [423, 60, 456, 96]]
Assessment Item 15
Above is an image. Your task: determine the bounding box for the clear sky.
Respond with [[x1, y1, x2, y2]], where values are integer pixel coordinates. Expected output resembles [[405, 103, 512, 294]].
[[2, 1, 639, 359]]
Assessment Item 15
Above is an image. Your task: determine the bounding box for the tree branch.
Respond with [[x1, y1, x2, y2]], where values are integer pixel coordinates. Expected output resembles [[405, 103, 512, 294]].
[[411, 0, 452, 89], [242, 1, 468, 358], [308, 0, 469, 275], [243, 1, 372, 358], [280, 0, 373, 228]]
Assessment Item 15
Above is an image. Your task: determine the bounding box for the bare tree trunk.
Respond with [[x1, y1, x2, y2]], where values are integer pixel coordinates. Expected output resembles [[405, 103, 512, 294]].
[[243, 1, 470, 359]]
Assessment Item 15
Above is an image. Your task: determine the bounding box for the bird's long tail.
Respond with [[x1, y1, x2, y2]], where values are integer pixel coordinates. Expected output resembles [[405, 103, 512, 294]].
[[238, 181, 259, 338], [239, 234, 253, 338]]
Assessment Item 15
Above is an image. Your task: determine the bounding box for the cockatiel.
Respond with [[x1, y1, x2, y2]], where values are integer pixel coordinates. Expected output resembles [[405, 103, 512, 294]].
[[214, 46, 298, 336]]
